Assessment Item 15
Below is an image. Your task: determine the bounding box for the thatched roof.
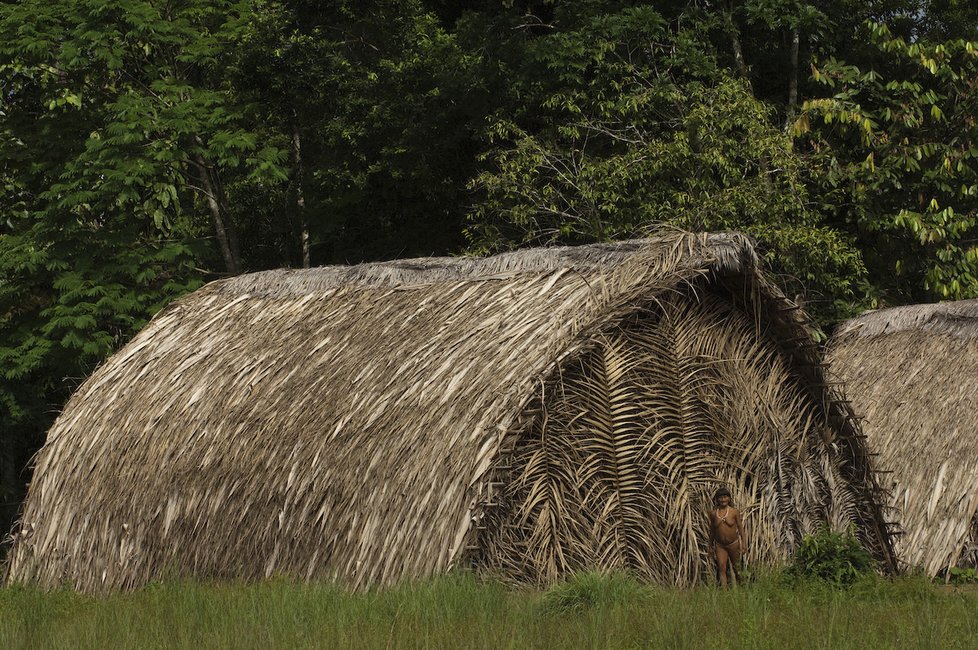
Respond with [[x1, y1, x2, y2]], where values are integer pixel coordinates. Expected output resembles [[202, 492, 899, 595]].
[[6, 232, 895, 593], [827, 299, 978, 576]]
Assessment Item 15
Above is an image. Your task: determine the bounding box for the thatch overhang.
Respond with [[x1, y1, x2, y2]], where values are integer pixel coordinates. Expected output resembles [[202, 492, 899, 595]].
[[6, 232, 895, 593], [827, 299, 978, 576]]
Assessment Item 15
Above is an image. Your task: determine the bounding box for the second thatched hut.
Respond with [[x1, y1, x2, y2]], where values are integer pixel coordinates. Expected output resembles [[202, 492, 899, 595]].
[[7, 232, 894, 593], [827, 299, 978, 576]]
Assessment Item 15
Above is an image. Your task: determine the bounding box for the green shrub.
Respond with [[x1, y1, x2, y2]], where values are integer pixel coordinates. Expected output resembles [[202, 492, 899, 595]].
[[786, 527, 875, 588], [946, 567, 978, 585], [540, 571, 649, 615]]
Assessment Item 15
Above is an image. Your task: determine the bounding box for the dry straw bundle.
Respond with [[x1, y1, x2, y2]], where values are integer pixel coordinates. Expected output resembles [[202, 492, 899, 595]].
[[827, 299, 978, 576], [6, 232, 894, 593]]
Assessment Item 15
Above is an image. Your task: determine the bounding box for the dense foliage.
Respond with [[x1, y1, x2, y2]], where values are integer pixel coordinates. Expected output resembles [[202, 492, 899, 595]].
[[2, 0, 977, 542], [797, 21, 978, 304], [786, 527, 877, 587], [465, 6, 865, 313]]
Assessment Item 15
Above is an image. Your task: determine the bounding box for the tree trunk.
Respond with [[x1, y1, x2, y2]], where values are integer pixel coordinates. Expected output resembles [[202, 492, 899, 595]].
[[192, 155, 242, 275], [785, 26, 800, 130], [724, 3, 771, 191], [726, 4, 748, 77], [291, 121, 310, 269], [0, 445, 22, 544]]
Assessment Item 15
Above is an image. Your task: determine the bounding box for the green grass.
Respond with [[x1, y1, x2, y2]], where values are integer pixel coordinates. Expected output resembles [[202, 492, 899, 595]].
[[2, 572, 977, 649]]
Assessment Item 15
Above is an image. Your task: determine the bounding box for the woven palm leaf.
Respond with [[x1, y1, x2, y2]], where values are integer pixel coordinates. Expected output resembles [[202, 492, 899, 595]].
[[475, 292, 875, 586]]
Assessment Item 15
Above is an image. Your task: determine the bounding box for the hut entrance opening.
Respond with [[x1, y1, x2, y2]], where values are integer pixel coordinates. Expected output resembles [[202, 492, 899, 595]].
[[474, 291, 860, 586]]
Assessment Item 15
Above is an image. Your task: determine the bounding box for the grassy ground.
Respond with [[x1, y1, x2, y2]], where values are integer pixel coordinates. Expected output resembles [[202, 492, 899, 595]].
[[2, 572, 977, 649]]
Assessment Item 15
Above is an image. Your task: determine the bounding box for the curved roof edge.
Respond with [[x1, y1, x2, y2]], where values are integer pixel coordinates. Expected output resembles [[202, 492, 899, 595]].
[[208, 232, 756, 297], [834, 298, 978, 340]]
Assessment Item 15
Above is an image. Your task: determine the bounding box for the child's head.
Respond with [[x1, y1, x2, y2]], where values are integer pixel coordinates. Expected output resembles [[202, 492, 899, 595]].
[[714, 487, 731, 506]]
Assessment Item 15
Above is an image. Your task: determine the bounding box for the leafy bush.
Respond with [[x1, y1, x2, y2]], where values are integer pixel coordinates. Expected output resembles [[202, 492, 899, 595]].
[[786, 527, 875, 588], [540, 571, 649, 615], [946, 567, 978, 585]]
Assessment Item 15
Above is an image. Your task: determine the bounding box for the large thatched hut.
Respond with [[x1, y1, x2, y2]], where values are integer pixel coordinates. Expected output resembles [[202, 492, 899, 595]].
[[7, 233, 894, 593], [827, 299, 978, 576]]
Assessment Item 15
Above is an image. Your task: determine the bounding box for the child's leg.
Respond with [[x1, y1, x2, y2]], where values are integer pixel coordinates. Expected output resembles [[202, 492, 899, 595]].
[[728, 543, 742, 586], [715, 544, 730, 586]]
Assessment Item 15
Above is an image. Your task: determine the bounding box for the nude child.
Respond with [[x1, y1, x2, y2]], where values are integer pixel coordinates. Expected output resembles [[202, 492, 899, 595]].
[[708, 487, 744, 586]]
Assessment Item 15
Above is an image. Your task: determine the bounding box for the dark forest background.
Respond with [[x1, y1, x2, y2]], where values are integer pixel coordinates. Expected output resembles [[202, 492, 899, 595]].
[[2, 0, 977, 541]]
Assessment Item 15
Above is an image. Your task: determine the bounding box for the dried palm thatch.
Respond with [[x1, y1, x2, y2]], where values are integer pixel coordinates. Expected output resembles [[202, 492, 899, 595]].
[[6, 232, 894, 593], [827, 299, 978, 576]]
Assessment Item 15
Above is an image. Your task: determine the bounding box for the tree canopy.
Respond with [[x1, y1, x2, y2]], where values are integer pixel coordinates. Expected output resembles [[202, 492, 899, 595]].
[[2, 0, 977, 541]]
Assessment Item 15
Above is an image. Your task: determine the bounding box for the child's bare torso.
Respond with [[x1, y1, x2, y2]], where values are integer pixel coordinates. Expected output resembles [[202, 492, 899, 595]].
[[710, 507, 740, 545]]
